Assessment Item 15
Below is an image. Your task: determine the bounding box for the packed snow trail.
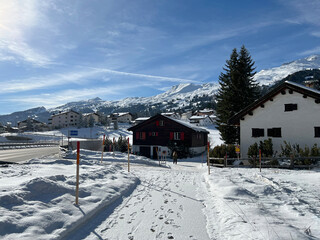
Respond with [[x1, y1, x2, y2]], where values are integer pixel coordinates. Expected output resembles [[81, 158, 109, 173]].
[[67, 161, 210, 240]]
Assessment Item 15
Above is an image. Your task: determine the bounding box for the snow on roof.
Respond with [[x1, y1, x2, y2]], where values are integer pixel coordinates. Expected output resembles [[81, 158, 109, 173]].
[[199, 109, 214, 113], [135, 117, 150, 121], [168, 116, 209, 133], [190, 115, 208, 120]]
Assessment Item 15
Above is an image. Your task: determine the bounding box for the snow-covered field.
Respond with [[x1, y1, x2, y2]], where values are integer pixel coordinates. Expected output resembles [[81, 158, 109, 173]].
[[1, 149, 319, 240]]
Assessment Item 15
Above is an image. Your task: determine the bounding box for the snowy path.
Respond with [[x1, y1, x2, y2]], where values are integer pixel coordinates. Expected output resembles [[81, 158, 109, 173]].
[[67, 162, 210, 240]]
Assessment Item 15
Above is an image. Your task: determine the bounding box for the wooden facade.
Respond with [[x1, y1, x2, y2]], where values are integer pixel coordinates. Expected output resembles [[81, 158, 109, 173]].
[[128, 114, 208, 158]]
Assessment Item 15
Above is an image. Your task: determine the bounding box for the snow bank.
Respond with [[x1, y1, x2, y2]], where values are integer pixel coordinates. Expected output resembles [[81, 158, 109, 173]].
[[0, 152, 141, 239], [200, 167, 320, 239]]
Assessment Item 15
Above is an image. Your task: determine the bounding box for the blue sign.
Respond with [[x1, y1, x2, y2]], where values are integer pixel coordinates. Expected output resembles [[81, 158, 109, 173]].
[[70, 130, 78, 136]]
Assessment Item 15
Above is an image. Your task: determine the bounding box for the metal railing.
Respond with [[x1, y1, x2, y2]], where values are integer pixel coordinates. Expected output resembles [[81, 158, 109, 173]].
[[0, 142, 59, 150]]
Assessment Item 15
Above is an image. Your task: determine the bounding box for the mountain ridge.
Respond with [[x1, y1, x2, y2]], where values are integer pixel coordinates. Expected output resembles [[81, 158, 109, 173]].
[[1, 54, 320, 125]]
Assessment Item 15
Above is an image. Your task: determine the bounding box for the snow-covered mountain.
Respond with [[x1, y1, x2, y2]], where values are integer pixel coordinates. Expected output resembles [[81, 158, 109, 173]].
[[1, 54, 320, 125], [255, 54, 320, 85]]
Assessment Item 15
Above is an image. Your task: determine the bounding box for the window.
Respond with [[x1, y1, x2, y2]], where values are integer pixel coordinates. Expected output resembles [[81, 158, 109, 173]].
[[267, 128, 282, 137], [315, 127, 320, 138], [152, 132, 158, 136], [285, 103, 298, 112], [252, 128, 264, 137], [156, 120, 165, 126], [136, 132, 146, 140], [170, 132, 185, 140], [174, 132, 181, 140]]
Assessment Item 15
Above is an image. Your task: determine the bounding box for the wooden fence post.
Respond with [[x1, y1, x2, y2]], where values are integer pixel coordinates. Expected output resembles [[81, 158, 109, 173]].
[[75, 141, 80, 205], [224, 153, 227, 167], [259, 149, 262, 172], [207, 142, 210, 175], [127, 137, 130, 172], [100, 135, 105, 164]]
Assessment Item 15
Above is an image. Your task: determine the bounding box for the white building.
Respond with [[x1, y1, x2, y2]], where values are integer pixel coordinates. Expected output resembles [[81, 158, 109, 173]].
[[189, 115, 214, 126], [83, 112, 100, 124], [229, 81, 320, 157], [49, 110, 81, 129], [110, 112, 132, 123]]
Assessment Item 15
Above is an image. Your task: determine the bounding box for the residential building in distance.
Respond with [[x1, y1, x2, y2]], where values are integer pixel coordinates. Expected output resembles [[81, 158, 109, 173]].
[[17, 118, 47, 131], [229, 81, 320, 157], [110, 112, 132, 123], [195, 108, 214, 116], [83, 112, 100, 125], [128, 114, 208, 158], [189, 115, 214, 126], [49, 110, 81, 129]]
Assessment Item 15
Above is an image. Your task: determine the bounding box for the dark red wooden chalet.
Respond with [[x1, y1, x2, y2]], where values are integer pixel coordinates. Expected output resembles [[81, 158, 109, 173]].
[[128, 114, 209, 158]]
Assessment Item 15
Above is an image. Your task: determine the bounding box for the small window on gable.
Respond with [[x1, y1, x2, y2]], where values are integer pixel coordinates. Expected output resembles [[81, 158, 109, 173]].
[[315, 127, 320, 138], [267, 128, 282, 137], [252, 128, 264, 138], [285, 103, 298, 112], [159, 120, 164, 126]]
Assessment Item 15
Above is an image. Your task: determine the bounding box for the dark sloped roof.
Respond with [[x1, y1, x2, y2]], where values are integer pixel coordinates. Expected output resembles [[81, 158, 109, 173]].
[[228, 81, 320, 125], [128, 114, 209, 133]]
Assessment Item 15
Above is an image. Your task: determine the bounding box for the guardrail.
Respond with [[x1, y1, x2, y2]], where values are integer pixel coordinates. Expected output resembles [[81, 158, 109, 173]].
[[0, 142, 59, 150], [209, 156, 320, 169]]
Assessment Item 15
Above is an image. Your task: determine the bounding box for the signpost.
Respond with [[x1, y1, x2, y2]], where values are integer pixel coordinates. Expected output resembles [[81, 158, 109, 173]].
[[69, 130, 78, 150], [69, 130, 78, 136]]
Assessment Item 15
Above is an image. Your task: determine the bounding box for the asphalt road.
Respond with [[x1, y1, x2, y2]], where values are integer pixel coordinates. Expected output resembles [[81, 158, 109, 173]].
[[0, 146, 60, 163]]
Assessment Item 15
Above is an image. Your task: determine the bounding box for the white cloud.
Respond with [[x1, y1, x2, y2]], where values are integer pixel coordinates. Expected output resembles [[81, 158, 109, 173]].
[[0, 0, 55, 66], [298, 46, 320, 56], [0, 67, 195, 94], [311, 32, 320, 38], [6, 85, 134, 109], [282, 0, 320, 26]]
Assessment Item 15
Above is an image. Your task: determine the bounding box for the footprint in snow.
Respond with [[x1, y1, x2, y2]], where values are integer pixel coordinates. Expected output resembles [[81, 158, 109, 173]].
[[167, 233, 174, 239]]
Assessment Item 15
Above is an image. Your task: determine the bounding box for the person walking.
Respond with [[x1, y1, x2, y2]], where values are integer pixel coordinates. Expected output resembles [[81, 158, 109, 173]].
[[173, 151, 178, 164]]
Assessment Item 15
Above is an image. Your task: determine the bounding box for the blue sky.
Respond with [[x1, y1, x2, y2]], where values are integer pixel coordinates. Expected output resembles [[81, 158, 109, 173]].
[[0, 0, 320, 114]]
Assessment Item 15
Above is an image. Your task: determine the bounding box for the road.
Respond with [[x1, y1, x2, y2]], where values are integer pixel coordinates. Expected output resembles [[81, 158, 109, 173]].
[[0, 146, 60, 163], [67, 162, 211, 240]]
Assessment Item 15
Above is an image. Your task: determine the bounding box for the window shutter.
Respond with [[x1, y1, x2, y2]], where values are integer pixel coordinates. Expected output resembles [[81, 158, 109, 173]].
[[136, 132, 140, 139], [142, 132, 146, 140], [156, 121, 159, 126], [156, 132, 158, 136], [181, 132, 185, 140], [149, 132, 152, 136], [170, 132, 174, 140]]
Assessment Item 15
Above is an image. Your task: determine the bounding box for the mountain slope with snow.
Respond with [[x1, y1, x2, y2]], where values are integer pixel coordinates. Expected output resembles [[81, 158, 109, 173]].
[[1, 54, 320, 125], [255, 54, 320, 86]]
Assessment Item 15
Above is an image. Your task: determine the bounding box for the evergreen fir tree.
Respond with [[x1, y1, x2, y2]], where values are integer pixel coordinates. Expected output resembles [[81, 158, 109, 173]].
[[216, 46, 260, 144]]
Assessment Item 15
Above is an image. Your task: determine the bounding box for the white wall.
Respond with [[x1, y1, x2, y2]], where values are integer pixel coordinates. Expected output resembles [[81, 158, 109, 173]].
[[240, 90, 320, 157]]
